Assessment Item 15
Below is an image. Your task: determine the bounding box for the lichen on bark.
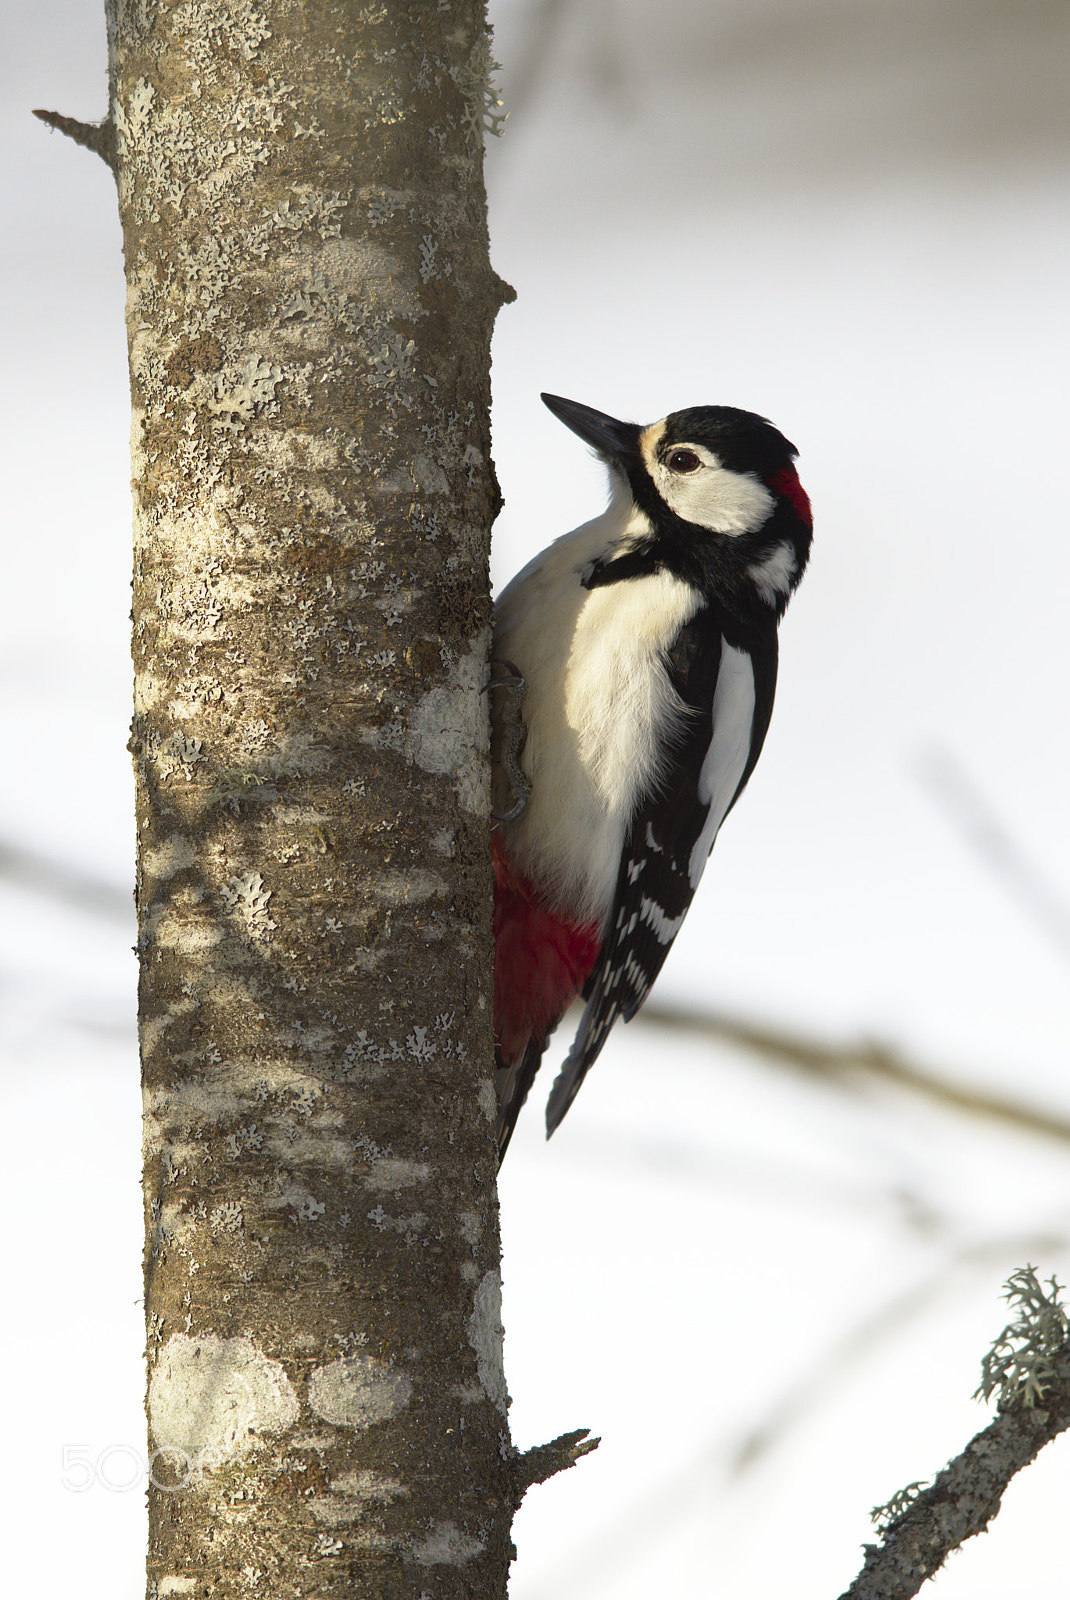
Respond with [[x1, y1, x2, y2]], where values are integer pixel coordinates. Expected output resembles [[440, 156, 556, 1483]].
[[105, 0, 516, 1592]]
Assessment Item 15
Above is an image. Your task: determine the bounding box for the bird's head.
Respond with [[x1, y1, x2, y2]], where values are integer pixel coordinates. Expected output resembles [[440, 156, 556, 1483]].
[[541, 392, 812, 618]]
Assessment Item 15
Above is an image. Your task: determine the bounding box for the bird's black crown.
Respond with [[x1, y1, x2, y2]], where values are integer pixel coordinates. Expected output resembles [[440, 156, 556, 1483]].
[[660, 407, 799, 478]]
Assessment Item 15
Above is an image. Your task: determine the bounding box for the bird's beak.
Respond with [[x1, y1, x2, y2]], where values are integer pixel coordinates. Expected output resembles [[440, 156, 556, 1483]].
[[541, 393, 638, 468]]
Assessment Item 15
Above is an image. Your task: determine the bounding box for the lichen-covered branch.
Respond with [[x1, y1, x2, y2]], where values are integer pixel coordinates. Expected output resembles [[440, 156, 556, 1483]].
[[840, 1274, 1070, 1600], [839, 1365, 1070, 1599]]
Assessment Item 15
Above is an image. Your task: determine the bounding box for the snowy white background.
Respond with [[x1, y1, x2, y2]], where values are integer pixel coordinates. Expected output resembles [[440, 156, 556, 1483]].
[[3, 1, 1069, 1594]]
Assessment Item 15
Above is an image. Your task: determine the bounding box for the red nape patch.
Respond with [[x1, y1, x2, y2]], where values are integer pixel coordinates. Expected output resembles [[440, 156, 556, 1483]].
[[492, 836, 601, 1064], [767, 465, 812, 528]]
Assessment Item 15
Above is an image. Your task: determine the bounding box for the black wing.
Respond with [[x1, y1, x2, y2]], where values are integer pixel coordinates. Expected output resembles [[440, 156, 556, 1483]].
[[544, 613, 779, 1137]]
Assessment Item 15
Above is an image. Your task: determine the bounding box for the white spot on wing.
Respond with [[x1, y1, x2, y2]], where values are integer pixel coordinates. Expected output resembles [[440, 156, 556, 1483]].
[[639, 895, 687, 943], [688, 646, 756, 888]]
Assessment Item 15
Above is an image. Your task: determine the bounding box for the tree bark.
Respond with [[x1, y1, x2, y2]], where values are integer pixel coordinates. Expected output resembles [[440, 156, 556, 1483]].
[[104, 1, 517, 1593]]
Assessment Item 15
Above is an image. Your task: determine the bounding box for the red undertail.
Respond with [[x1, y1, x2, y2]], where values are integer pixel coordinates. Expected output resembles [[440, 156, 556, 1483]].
[[492, 834, 601, 1064]]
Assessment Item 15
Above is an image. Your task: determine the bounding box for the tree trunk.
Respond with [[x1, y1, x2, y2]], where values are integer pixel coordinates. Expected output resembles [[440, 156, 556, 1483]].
[[105, 1, 516, 1592]]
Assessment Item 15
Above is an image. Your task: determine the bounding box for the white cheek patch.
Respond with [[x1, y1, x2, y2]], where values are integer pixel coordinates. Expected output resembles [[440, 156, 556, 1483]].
[[748, 540, 797, 603], [648, 441, 775, 537], [663, 464, 774, 536]]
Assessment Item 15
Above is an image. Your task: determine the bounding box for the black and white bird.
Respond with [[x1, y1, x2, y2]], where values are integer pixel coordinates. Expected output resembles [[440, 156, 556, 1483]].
[[491, 393, 812, 1164]]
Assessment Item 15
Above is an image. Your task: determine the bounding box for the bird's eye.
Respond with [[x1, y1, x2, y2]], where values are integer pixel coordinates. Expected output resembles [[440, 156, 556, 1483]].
[[667, 448, 701, 474]]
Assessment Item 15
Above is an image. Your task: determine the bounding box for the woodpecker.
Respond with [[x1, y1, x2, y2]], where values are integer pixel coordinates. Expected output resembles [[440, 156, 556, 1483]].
[[490, 393, 812, 1165]]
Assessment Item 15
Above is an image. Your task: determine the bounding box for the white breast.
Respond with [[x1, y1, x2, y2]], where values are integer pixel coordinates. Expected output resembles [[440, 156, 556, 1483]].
[[493, 488, 701, 925]]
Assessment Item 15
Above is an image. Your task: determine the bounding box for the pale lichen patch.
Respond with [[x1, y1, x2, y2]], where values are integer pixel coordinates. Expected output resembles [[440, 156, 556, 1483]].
[[458, 1209, 481, 1247], [374, 869, 448, 905], [149, 909, 226, 955], [143, 833, 200, 879], [312, 1470, 407, 1524], [365, 1158, 431, 1192], [263, 1127, 355, 1169], [246, 727, 333, 777], [406, 638, 490, 814], [148, 1334, 299, 1462], [317, 237, 416, 309], [141, 1016, 170, 1059], [327, 1468, 407, 1506], [263, 1180, 326, 1222], [133, 668, 167, 714], [307, 1355, 413, 1430], [144, 1057, 329, 1138], [411, 1521, 486, 1566], [208, 355, 283, 430], [221, 870, 276, 934], [411, 453, 451, 494], [468, 1271, 507, 1414], [366, 1205, 428, 1239]]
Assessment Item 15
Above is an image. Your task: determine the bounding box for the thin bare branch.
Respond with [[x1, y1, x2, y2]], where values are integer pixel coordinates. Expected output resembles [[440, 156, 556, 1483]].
[[917, 746, 1070, 961], [0, 837, 130, 923], [33, 109, 116, 170], [513, 1428, 600, 1497], [728, 1236, 1068, 1479], [638, 1002, 1070, 1147]]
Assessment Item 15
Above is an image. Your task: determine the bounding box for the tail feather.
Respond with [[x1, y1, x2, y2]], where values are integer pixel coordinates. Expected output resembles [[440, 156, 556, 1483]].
[[544, 1050, 584, 1141], [544, 1005, 603, 1139]]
